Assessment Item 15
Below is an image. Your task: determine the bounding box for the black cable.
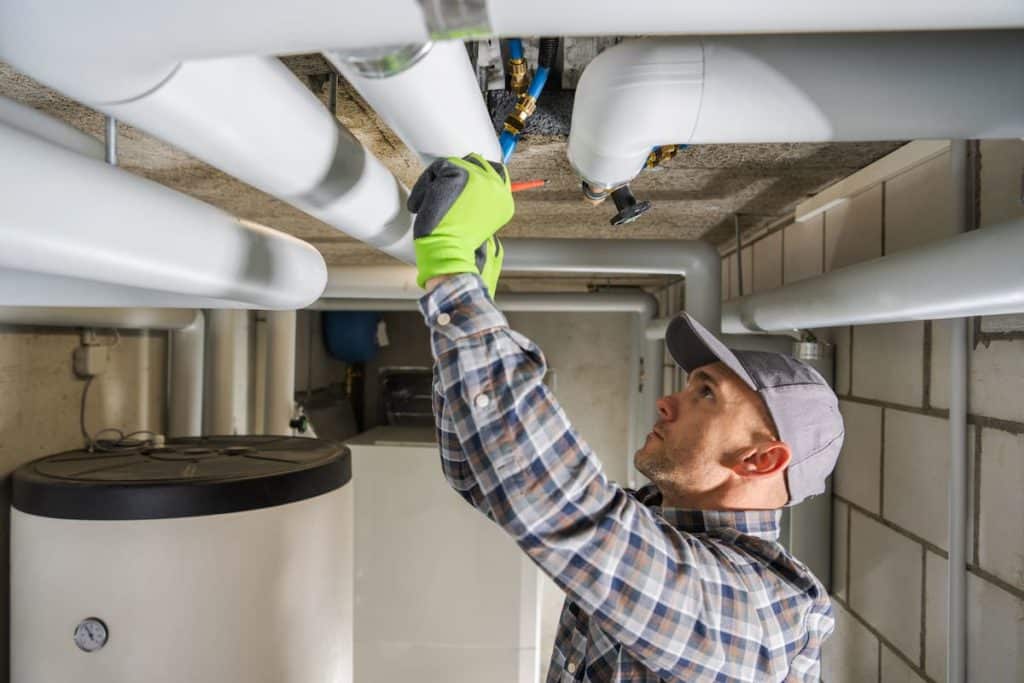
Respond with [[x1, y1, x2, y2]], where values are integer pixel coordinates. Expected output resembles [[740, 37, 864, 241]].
[[538, 37, 559, 70]]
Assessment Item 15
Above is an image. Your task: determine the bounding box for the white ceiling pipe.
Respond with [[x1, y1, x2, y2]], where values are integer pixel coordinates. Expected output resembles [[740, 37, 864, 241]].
[[0, 95, 104, 160], [326, 40, 501, 163], [0, 307, 197, 330], [312, 291, 656, 315], [722, 215, 1024, 333], [168, 312, 205, 438], [569, 32, 1024, 188], [325, 239, 721, 332], [490, 2, 1024, 35], [0, 122, 326, 310]]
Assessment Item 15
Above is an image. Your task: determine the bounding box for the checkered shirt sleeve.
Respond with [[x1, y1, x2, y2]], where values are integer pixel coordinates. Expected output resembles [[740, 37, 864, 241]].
[[420, 274, 833, 681]]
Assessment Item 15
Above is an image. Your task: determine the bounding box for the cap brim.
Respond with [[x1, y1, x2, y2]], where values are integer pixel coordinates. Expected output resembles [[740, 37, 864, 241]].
[[665, 314, 758, 390]]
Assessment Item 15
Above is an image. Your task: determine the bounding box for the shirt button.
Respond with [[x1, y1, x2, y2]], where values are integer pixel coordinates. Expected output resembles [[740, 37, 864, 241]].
[[436, 313, 451, 326], [474, 393, 491, 409], [566, 662, 577, 674]]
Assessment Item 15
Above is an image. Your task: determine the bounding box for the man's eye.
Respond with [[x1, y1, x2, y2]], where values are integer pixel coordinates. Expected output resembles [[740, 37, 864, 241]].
[[700, 386, 714, 399]]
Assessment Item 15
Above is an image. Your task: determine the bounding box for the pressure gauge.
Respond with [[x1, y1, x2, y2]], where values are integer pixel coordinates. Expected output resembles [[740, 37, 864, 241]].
[[73, 618, 108, 652]]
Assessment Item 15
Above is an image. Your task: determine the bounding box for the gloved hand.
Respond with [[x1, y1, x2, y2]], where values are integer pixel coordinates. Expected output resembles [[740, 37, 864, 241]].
[[408, 153, 514, 298]]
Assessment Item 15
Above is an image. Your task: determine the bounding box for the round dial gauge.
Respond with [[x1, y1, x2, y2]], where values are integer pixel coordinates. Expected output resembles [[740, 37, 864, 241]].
[[73, 618, 108, 652]]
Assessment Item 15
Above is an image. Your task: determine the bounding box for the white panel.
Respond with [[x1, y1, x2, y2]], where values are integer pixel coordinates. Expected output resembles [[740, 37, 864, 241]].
[[752, 230, 783, 293], [834, 401, 882, 513], [851, 322, 924, 406], [825, 185, 883, 271], [783, 216, 824, 284]]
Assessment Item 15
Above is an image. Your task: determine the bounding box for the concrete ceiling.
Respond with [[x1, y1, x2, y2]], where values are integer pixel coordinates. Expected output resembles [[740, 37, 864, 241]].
[[0, 53, 902, 292]]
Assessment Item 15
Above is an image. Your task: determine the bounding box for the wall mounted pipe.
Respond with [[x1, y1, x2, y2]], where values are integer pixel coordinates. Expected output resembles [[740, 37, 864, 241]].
[[721, 215, 1024, 333], [569, 32, 1024, 189], [946, 140, 970, 683], [324, 239, 721, 332], [0, 307, 197, 330], [204, 310, 252, 436], [0, 122, 327, 309], [326, 40, 501, 163], [0, 95, 104, 160]]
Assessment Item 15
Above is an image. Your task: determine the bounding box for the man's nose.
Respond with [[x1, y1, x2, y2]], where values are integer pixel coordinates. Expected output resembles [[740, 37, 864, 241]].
[[656, 395, 674, 421]]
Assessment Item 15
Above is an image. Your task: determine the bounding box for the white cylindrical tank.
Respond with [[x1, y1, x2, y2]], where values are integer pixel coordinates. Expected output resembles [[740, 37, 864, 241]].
[[11, 436, 353, 683]]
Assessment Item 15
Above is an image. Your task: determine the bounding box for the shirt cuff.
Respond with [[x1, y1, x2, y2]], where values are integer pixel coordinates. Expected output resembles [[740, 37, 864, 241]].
[[419, 273, 508, 354]]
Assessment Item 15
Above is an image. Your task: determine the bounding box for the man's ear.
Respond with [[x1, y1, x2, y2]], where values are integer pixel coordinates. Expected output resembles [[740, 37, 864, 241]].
[[731, 441, 792, 479]]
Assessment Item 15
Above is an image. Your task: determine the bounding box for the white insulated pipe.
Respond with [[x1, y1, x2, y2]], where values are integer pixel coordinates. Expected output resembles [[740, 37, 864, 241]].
[[569, 32, 1024, 188], [946, 141, 970, 683], [0, 122, 326, 309], [721, 215, 1024, 333], [326, 40, 501, 163], [168, 312, 206, 438], [265, 311, 298, 436], [0, 307, 196, 330], [0, 95, 104, 160], [323, 239, 721, 333], [204, 310, 252, 435]]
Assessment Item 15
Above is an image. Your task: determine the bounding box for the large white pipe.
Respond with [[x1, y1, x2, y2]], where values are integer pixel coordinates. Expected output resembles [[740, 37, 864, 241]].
[[722, 215, 1024, 333], [325, 239, 720, 332], [0, 307, 196, 330], [265, 311, 298, 436], [569, 32, 1024, 188], [0, 95, 104, 160], [326, 40, 501, 163], [168, 312, 205, 438], [0, 122, 326, 309]]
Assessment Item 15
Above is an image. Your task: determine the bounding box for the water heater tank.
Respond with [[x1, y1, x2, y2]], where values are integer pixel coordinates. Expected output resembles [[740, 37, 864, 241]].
[[11, 436, 353, 683]]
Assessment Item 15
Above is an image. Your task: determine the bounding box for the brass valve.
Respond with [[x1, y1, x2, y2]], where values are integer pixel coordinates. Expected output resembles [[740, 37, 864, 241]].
[[508, 57, 528, 94], [502, 94, 537, 135], [646, 145, 679, 169]]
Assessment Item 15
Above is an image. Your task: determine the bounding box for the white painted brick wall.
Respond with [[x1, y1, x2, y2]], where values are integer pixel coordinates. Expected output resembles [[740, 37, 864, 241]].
[[752, 230, 783, 293], [834, 401, 882, 513], [966, 573, 1024, 682], [980, 313, 1024, 334], [977, 428, 1024, 592], [979, 139, 1024, 230], [880, 646, 925, 683], [825, 185, 882, 271], [884, 152, 955, 255], [783, 216, 824, 284], [728, 247, 753, 298], [834, 326, 851, 396], [924, 552, 946, 682], [851, 322, 924, 406], [832, 499, 849, 601], [821, 601, 879, 683], [849, 510, 922, 662], [720, 257, 729, 301], [933, 323, 1024, 423], [883, 410, 974, 551]]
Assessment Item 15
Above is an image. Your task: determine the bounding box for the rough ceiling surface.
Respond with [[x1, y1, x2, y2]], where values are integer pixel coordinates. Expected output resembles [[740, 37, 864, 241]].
[[1, 53, 902, 291]]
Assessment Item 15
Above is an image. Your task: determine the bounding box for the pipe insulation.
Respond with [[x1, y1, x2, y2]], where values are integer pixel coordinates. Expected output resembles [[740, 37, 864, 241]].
[[168, 312, 206, 438], [0, 122, 327, 309], [326, 40, 501, 163], [946, 140, 970, 683], [264, 311, 298, 436], [569, 32, 1024, 188], [0, 308, 197, 330], [0, 95, 104, 160], [722, 215, 1024, 333], [324, 239, 721, 333]]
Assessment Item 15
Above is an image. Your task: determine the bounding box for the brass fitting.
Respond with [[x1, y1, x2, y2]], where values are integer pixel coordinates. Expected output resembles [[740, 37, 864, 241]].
[[646, 144, 679, 169], [508, 57, 528, 94], [581, 181, 611, 206], [502, 94, 537, 135]]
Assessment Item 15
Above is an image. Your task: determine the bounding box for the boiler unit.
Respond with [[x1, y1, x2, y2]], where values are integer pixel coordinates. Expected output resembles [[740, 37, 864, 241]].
[[11, 436, 353, 683]]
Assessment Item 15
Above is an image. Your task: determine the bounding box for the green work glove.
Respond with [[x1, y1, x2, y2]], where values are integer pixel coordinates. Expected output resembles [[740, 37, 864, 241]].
[[408, 153, 514, 298]]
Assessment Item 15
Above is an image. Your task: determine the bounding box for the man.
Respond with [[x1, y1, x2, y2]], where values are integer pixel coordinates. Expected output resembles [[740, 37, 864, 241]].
[[409, 154, 843, 682]]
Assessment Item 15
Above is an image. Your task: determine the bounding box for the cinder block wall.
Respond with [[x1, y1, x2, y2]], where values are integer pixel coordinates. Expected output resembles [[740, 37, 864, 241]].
[[713, 140, 1024, 682]]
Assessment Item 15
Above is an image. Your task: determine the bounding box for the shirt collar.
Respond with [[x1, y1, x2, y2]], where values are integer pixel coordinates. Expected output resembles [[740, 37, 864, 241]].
[[635, 485, 782, 541]]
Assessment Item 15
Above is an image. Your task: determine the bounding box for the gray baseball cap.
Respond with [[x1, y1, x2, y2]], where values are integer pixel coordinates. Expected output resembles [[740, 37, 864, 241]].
[[665, 313, 844, 506]]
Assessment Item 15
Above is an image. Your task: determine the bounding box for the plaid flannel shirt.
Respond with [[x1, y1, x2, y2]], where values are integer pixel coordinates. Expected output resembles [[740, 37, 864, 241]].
[[421, 274, 834, 682]]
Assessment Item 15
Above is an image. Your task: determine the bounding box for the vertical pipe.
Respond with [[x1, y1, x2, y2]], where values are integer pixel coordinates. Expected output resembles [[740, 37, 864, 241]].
[[205, 310, 251, 435], [734, 214, 744, 297], [947, 140, 969, 683], [168, 312, 205, 437], [252, 313, 269, 434], [265, 310, 298, 435], [104, 115, 117, 166]]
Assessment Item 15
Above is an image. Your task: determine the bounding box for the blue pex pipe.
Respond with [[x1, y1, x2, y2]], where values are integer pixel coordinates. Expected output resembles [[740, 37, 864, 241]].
[[508, 38, 524, 60], [527, 66, 550, 99], [499, 130, 517, 164], [499, 65, 552, 163]]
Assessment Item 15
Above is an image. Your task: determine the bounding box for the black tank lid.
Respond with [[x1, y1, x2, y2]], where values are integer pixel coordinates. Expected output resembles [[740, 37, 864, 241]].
[[12, 436, 351, 520]]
